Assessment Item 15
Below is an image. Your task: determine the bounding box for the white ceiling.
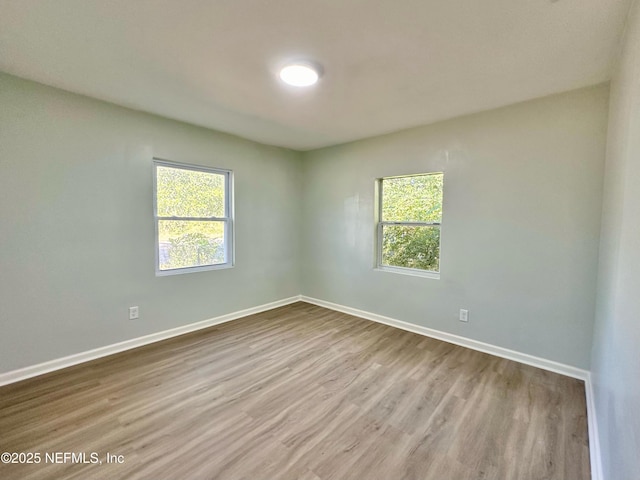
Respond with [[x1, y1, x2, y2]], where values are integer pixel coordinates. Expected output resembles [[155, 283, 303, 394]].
[[0, 0, 633, 151]]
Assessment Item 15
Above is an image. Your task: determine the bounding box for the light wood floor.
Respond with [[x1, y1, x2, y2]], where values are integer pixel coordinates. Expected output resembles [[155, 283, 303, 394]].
[[0, 302, 590, 480]]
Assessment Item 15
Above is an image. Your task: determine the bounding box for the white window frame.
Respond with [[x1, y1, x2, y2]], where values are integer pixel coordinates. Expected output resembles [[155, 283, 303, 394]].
[[376, 173, 442, 279], [153, 158, 234, 276]]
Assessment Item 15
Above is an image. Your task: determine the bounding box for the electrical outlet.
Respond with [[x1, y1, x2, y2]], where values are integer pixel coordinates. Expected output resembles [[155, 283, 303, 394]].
[[129, 306, 139, 320], [459, 309, 469, 322]]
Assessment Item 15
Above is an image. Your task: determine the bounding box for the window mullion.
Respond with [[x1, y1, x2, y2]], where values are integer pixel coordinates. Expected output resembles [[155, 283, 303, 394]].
[[380, 221, 441, 226], [156, 216, 228, 222]]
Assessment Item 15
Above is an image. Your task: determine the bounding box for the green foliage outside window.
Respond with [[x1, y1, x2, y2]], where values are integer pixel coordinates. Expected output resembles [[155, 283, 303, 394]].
[[381, 173, 443, 272], [156, 165, 227, 271]]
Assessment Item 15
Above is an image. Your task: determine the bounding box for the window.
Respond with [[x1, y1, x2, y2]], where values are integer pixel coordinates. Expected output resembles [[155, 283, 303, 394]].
[[153, 159, 233, 275], [377, 173, 444, 276]]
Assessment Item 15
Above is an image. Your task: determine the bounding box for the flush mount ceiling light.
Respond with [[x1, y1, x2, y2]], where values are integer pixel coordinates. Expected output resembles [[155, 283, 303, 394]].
[[279, 63, 320, 87]]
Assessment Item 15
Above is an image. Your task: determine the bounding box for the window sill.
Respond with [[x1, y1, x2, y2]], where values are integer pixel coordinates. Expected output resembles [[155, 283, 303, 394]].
[[374, 266, 440, 280], [156, 263, 234, 276]]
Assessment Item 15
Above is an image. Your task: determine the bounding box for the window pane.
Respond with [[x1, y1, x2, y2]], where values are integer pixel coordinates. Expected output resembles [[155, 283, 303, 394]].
[[382, 225, 440, 272], [158, 220, 225, 270], [156, 165, 225, 218], [382, 174, 443, 222]]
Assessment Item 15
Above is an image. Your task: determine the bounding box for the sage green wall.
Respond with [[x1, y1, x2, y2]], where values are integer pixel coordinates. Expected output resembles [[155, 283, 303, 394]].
[[0, 72, 610, 375], [0, 73, 302, 372], [300, 85, 609, 369], [591, 0, 640, 477]]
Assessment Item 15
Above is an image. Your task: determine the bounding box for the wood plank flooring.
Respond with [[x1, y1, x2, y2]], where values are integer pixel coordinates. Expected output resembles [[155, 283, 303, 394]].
[[0, 302, 590, 480]]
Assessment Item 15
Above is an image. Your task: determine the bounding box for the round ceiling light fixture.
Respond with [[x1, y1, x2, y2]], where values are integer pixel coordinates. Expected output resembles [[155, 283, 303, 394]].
[[279, 63, 320, 87]]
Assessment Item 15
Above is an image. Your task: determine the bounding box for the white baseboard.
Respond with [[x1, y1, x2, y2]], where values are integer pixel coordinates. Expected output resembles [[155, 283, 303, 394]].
[[300, 296, 589, 380], [0, 296, 302, 387], [584, 373, 603, 480]]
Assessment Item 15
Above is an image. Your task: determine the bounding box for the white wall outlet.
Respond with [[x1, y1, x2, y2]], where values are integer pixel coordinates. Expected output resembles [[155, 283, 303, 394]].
[[459, 309, 469, 322], [129, 306, 139, 320]]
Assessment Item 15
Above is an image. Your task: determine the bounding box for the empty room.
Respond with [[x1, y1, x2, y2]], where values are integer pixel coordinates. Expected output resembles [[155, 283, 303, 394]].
[[0, 1, 639, 479]]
